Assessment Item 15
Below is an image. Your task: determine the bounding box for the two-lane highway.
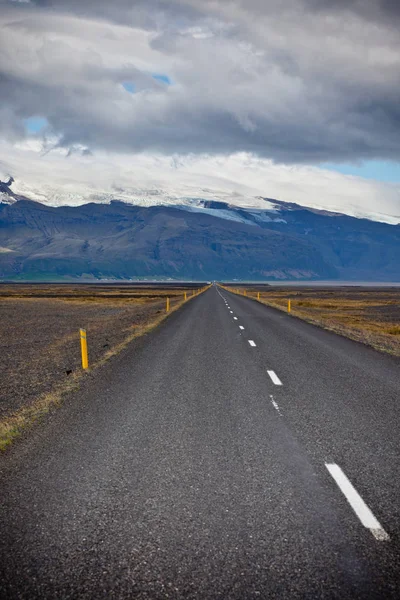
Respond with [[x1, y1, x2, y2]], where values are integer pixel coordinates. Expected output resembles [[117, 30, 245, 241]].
[[1, 285, 399, 598]]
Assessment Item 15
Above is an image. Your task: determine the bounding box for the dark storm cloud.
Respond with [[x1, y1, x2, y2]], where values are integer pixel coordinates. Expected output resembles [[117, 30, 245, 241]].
[[1, 0, 400, 164], [304, 0, 400, 19]]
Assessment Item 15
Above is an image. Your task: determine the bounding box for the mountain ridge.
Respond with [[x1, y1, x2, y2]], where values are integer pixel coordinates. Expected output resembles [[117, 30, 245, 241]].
[[2, 174, 399, 226], [1, 193, 399, 281]]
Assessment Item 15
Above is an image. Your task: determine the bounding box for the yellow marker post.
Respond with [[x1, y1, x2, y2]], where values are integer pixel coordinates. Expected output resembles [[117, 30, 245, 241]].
[[288, 299, 291, 313], [166, 297, 170, 312], [257, 292, 260, 300], [184, 291, 187, 301], [244, 290, 247, 296], [80, 328, 88, 370]]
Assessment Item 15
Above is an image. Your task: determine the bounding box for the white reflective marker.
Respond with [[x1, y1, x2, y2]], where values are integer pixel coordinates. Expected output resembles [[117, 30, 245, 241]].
[[248, 340, 256, 347]]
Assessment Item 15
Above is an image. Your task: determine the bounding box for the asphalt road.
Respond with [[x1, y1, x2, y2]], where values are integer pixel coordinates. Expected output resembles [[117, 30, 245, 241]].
[[1, 285, 400, 599]]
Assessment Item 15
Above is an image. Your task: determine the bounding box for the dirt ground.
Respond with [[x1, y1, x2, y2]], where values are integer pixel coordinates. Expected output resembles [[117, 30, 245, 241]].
[[228, 285, 400, 357], [0, 284, 195, 419]]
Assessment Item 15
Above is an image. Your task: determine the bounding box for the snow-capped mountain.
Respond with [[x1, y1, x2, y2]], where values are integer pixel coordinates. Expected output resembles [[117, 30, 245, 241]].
[[1, 172, 399, 226], [1, 189, 399, 282], [0, 175, 287, 226]]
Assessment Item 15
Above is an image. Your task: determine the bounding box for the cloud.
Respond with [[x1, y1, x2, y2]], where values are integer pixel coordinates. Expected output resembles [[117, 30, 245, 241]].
[[1, 140, 399, 224], [0, 0, 399, 221], [0, 0, 399, 164]]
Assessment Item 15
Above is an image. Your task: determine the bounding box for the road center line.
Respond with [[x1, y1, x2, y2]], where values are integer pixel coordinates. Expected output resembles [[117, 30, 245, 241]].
[[239, 326, 244, 330], [267, 371, 282, 386], [248, 340, 256, 347], [270, 395, 283, 416], [325, 463, 390, 541], [230, 310, 233, 313], [233, 317, 238, 320]]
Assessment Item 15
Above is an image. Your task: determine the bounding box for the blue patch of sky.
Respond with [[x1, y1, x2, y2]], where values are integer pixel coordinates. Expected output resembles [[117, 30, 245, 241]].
[[322, 160, 400, 183], [122, 81, 135, 93], [152, 73, 172, 85], [24, 116, 48, 133], [122, 74, 171, 94]]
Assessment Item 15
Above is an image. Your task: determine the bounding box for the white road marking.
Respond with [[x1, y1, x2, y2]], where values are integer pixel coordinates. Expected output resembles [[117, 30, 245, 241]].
[[325, 463, 390, 541], [233, 317, 238, 320], [267, 370, 282, 386], [248, 340, 256, 347], [239, 326, 244, 330], [270, 395, 282, 416], [216, 288, 228, 303], [230, 310, 233, 313]]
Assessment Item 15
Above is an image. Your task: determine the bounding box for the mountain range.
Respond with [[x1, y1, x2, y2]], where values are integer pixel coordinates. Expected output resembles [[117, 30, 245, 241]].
[[0, 181, 399, 281]]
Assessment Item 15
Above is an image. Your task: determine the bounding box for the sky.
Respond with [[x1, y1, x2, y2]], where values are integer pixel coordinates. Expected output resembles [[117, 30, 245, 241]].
[[0, 0, 400, 222]]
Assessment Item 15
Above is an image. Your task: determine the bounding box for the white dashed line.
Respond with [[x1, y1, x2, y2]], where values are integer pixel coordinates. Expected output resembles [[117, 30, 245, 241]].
[[267, 370, 282, 386], [270, 395, 282, 416], [239, 326, 244, 330], [248, 340, 256, 347], [325, 463, 390, 541], [233, 317, 238, 320], [230, 310, 233, 313]]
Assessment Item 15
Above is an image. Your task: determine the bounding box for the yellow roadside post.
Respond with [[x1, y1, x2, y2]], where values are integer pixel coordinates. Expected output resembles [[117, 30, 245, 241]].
[[257, 292, 260, 300], [166, 297, 170, 312], [80, 328, 88, 370], [288, 299, 291, 313], [244, 290, 247, 296], [184, 291, 187, 301]]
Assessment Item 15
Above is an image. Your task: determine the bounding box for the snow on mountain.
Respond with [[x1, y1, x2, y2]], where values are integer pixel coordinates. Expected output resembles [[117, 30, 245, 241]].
[[0, 177, 291, 226], [0, 192, 16, 205], [3, 175, 282, 221], [1, 143, 400, 224], [8, 179, 278, 212], [3, 178, 400, 227], [2, 171, 399, 226]]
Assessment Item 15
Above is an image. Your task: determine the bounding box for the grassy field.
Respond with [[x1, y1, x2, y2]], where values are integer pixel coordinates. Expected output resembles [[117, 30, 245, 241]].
[[226, 285, 400, 357], [0, 283, 204, 450]]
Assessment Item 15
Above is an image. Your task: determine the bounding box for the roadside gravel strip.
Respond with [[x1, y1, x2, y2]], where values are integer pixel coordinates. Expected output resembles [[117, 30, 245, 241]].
[[1, 285, 399, 598]]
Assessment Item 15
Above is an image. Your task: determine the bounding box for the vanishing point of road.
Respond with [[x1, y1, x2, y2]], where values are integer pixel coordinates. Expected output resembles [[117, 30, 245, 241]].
[[1, 285, 400, 598]]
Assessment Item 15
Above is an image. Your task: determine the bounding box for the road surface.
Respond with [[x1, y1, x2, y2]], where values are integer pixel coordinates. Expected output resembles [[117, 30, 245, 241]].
[[1, 285, 400, 598]]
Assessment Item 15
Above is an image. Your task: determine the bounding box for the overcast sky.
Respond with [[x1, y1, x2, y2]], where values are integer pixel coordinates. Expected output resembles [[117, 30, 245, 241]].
[[0, 0, 399, 221]]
